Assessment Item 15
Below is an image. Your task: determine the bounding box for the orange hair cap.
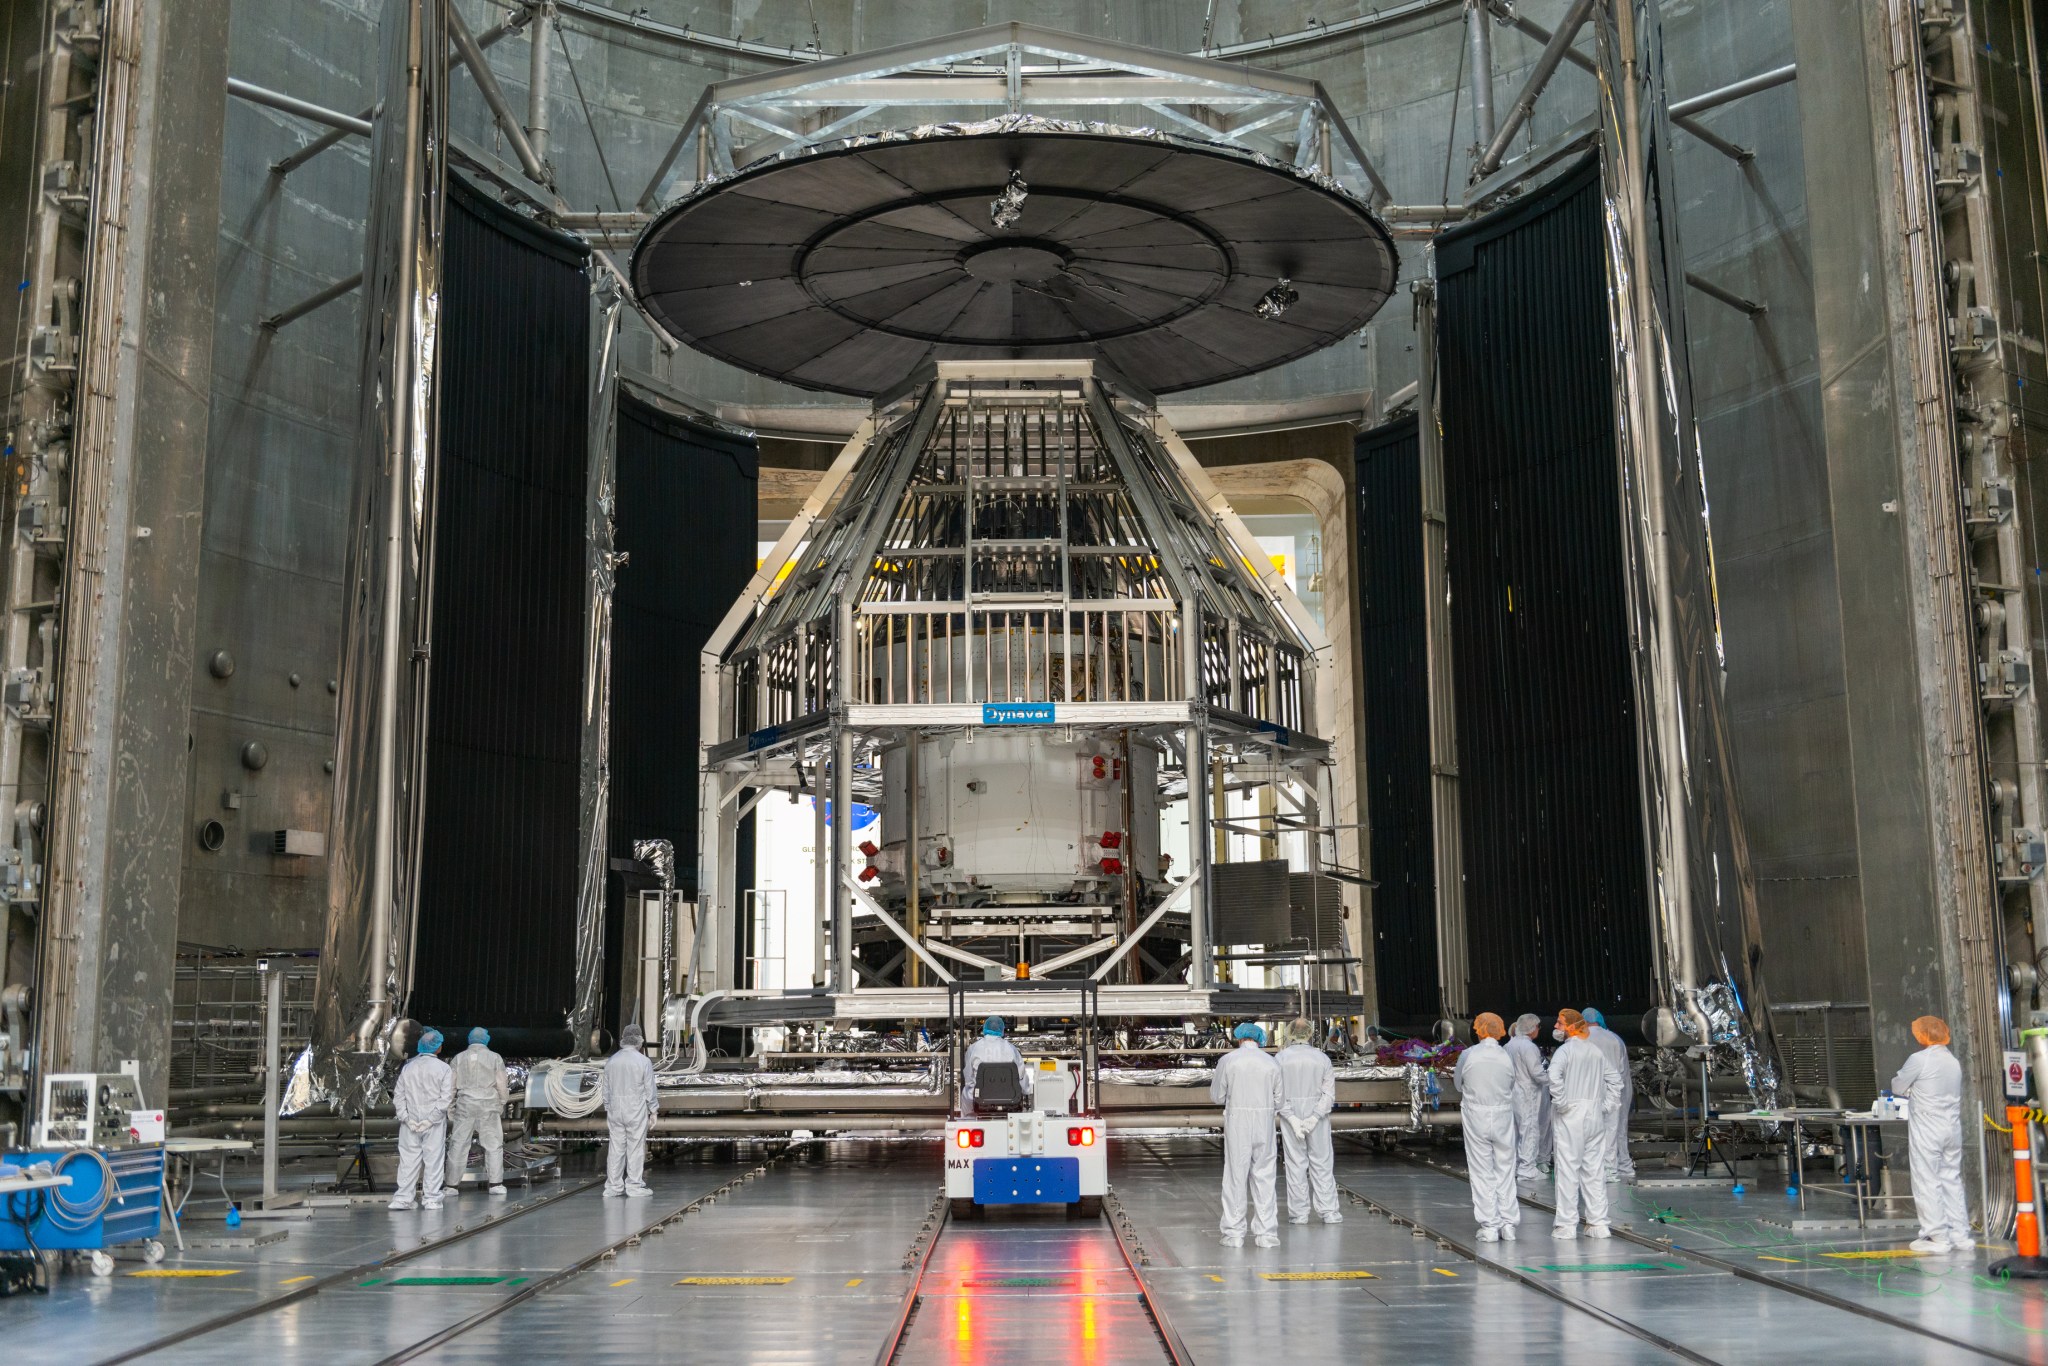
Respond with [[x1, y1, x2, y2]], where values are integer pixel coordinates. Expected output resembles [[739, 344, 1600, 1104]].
[[1474, 1012, 1505, 1039], [1912, 1015, 1950, 1046], [1556, 1008, 1587, 1038]]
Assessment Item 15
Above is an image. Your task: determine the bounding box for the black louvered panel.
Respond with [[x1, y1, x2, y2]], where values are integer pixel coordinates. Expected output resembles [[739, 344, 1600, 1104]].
[[1436, 158, 1657, 1024], [1355, 414, 1439, 1024], [603, 397, 758, 1038], [411, 175, 590, 1045]]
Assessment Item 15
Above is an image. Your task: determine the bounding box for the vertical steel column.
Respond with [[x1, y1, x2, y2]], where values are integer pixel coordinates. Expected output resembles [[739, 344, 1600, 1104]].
[[812, 755, 829, 988], [1466, 0, 1497, 147], [567, 278, 623, 1054], [1187, 725, 1212, 990], [832, 727, 854, 992], [261, 962, 282, 1205], [1413, 281, 1469, 1018], [527, 1, 552, 171]]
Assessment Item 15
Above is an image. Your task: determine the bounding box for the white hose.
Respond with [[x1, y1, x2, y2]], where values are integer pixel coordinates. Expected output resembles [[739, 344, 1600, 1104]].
[[44, 1149, 116, 1231], [541, 1062, 606, 1119]]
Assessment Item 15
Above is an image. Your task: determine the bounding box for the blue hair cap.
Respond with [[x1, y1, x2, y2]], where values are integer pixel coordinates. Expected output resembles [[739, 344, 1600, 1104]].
[[983, 1015, 1005, 1036], [1234, 1023, 1267, 1046], [1582, 1007, 1606, 1028], [469, 1027, 490, 1046], [417, 1028, 444, 1054]]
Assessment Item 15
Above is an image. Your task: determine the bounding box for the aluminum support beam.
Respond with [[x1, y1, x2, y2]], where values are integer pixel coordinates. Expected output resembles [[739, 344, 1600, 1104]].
[[226, 78, 374, 136], [1683, 271, 1765, 318], [1474, 0, 1596, 179], [527, 1, 552, 171], [260, 271, 364, 331], [1667, 63, 1797, 119], [447, 4, 551, 189], [1465, 0, 1496, 146]]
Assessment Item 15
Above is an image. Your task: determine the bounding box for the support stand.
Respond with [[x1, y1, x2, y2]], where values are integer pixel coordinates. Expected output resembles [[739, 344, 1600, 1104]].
[[1681, 1053, 1736, 1180]]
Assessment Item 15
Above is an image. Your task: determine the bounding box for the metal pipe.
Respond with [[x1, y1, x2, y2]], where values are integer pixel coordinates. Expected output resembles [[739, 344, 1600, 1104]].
[[262, 963, 282, 1204], [1465, 0, 1497, 146], [1484, 1, 1597, 75], [446, 5, 551, 189], [260, 271, 363, 331], [271, 107, 373, 175], [167, 1083, 264, 1104], [527, 2, 552, 171], [1671, 113, 1753, 162], [179, 1119, 401, 1139], [1683, 270, 1766, 317], [1475, 0, 1596, 178], [226, 78, 374, 136], [1667, 63, 1796, 120]]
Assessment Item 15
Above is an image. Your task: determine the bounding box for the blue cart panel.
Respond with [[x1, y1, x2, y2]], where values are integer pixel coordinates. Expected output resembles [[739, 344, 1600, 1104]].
[[0, 1147, 164, 1251], [972, 1157, 1081, 1205]]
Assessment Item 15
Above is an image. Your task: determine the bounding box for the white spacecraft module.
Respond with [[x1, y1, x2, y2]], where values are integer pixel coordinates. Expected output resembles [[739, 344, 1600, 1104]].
[[631, 116, 1399, 1036]]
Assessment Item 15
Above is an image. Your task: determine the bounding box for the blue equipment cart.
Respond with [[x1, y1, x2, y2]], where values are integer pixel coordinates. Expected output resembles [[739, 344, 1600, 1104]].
[[0, 1147, 166, 1273]]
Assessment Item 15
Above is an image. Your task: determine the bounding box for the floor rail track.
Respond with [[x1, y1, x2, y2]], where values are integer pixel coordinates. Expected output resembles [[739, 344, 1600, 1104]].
[[374, 1150, 800, 1366], [89, 1175, 609, 1366], [1332, 1178, 1720, 1365], [1101, 1189, 1197, 1366], [873, 1191, 950, 1366], [1378, 1150, 2030, 1366]]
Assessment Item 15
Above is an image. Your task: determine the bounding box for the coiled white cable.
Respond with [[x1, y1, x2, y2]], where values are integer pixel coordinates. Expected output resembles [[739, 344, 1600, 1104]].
[[541, 1062, 605, 1119]]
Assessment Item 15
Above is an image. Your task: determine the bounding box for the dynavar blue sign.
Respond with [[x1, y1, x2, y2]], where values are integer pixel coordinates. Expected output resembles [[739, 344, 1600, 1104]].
[[983, 702, 1055, 726]]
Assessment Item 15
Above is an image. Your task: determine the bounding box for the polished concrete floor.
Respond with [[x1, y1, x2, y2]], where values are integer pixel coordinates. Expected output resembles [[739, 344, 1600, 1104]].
[[5, 1134, 2047, 1364]]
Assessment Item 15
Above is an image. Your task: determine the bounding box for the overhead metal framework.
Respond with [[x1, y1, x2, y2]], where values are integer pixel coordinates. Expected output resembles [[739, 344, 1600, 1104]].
[[634, 22, 1395, 213]]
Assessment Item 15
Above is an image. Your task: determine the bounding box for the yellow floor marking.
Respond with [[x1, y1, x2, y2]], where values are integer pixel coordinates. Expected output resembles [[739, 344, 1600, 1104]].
[[610, 1278, 635, 1287], [1821, 1249, 1923, 1260], [1259, 1270, 1377, 1281], [1205, 1274, 1224, 1283], [676, 1276, 794, 1286], [1756, 1255, 1800, 1264], [845, 1278, 864, 1288], [128, 1269, 241, 1278], [280, 1275, 315, 1284], [1433, 1268, 1459, 1277]]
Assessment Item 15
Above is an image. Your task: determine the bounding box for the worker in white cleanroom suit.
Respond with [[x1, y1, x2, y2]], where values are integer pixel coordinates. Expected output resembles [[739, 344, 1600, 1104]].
[[1548, 1009, 1622, 1239], [1276, 1018, 1343, 1224], [1453, 1012, 1521, 1241], [1581, 1007, 1636, 1183], [1892, 1014, 1971, 1253], [602, 1024, 660, 1198], [1211, 1023, 1284, 1248], [444, 1027, 511, 1196], [962, 1016, 1031, 1113], [390, 1028, 453, 1212], [1506, 1013, 1553, 1183]]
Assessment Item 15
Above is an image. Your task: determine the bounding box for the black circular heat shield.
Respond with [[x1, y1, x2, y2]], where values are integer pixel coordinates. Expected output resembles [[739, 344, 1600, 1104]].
[[630, 127, 1400, 396]]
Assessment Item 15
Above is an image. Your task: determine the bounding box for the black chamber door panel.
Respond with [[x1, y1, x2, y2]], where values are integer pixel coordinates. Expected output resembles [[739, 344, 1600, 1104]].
[[1435, 157, 1657, 1023], [1355, 415, 1440, 1025], [411, 176, 590, 1046], [603, 397, 757, 1040]]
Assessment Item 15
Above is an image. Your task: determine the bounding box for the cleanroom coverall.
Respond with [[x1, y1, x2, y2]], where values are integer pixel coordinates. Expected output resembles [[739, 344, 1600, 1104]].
[[1453, 1037, 1521, 1233], [1548, 1036, 1622, 1234], [963, 1034, 1032, 1111], [1276, 1042, 1342, 1222], [602, 1043, 660, 1195], [1210, 1040, 1284, 1243], [393, 1053, 453, 1208], [1585, 1023, 1635, 1179], [1891, 1043, 1971, 1247], [446, 1043, 511, 1187], [1505, 1032, 1553, 1181]]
